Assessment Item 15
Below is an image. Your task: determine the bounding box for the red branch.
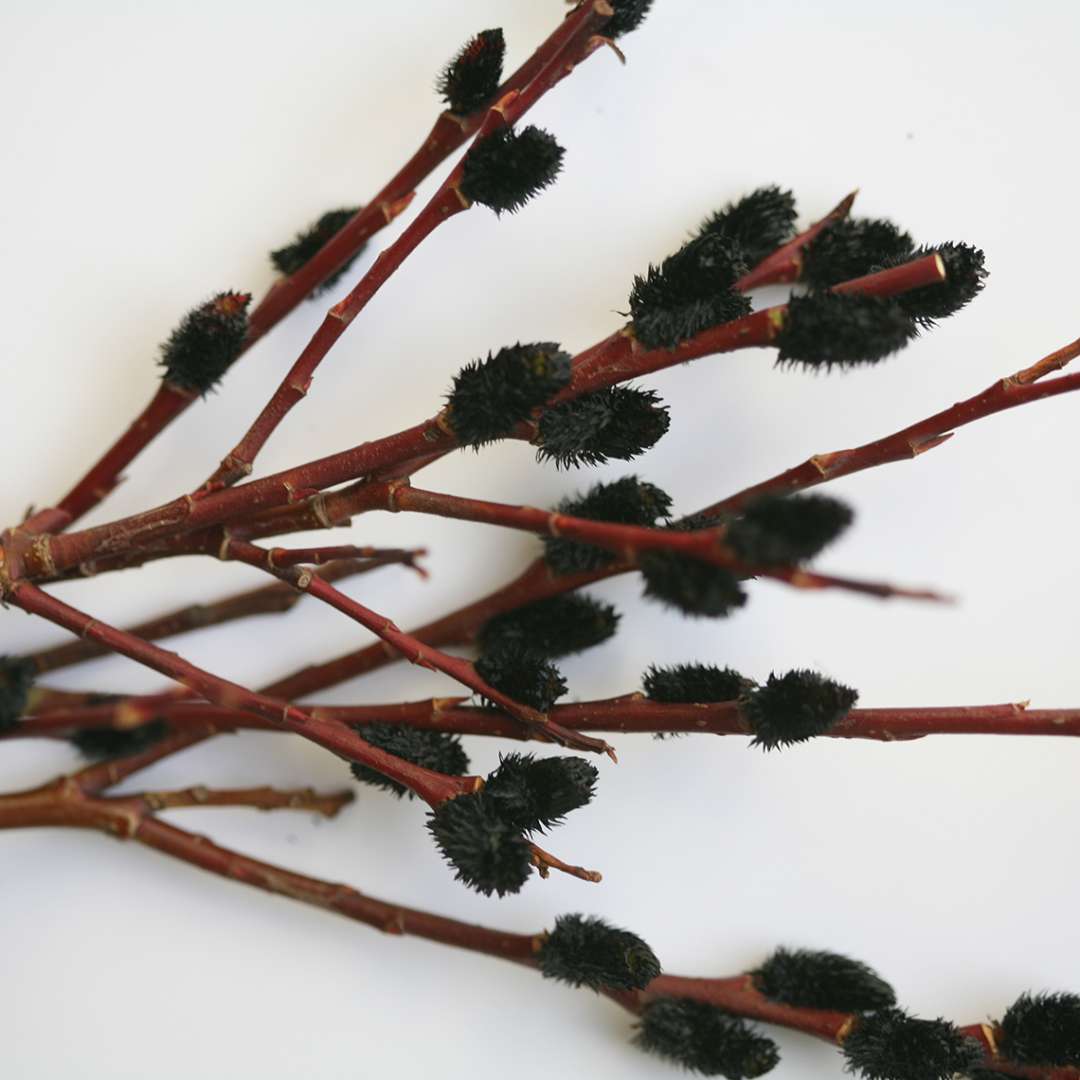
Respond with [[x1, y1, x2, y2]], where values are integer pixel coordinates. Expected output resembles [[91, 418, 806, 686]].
[[16, 697, 1080, 745]]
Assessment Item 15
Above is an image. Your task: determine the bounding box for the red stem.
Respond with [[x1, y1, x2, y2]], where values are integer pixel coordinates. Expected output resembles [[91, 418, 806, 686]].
[[22, 697, 1079, 745], [702, 336, 1080, 517], [47, 383, 196, 527], [735, 190, 858, 291]]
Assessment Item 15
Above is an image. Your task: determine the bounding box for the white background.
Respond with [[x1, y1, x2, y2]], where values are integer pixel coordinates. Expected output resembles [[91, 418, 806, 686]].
[[2, 2, 1078, 1077]]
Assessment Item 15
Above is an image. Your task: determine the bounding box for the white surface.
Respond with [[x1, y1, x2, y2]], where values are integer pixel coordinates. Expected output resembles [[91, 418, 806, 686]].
[[2, 2, 1078, 1077]]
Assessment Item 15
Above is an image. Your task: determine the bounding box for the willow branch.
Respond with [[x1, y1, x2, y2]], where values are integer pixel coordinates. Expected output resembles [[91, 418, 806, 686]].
[[702, 335, 1080, 517]]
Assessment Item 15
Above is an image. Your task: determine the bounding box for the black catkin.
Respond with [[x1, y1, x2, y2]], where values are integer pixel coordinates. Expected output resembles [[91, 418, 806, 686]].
[[459, 125, 564, 215], [159, 291, 251, 394], [447, 342, 571, 447], [437, 28, 505, 115], [349, 724, 469, 798], [538, 914, 660, 990]]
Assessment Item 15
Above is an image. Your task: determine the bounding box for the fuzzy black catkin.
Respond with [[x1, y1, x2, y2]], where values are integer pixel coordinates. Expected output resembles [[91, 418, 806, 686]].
[[349, 724, 469, 798], [605, 0, 654, 38], [474, 644, 567, 712], [741, 670, 858, 750], [753, 947, 896, 1012], [998, 992, 1080, 1066], [483, 753, 598, 833], [159, 291, 251, 394], [427, 792, 532, 897], [698, 186, 798, 267], [776, 292, 916, 370], [477, 595, 620, 659], [69, 719, 170, 761], [640, 551, 747, 618], [636, 997, 781, 1078], [437, 28, 505, 115], [841, 1009, 981, 1080], [726, 494, 854, 565], [538, 914, 660, 991], [890, 242, 988, 327], [447, 341, 571, 447], [643, 663, 754, 704], [0, 656, 35, 733], [629, 233, 752, 350], [802, 217, 915, 287], [459, 125, 564, 214], [536, 386, 670, 468], [544, 476, 673, 574], [269, 207, 362, 295]]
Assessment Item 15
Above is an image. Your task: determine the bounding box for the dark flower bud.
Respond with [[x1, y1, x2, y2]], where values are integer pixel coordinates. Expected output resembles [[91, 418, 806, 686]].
[[159, 291, 251, 394], [742, 669, 858, 750], [447, 341, 571, 448], [459, 125, 564, 215], [437, 28, 505, 115], [538, 914, 660, 990], [349, 724, 469, 798]]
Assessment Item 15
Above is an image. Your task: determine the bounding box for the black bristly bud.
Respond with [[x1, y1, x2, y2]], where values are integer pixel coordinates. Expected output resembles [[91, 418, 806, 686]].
[[270, 207, 362, 296], [159, 291, 251, 394], [0, 657, 36, 733], [742, 670, 858, 750], [538, 914, 660, 991], [753, 947, 896, 1013], [544, 475, 673, 574], [474, 644, 567, 712], [998, 992, 1080, 1066], [629, 233, 752, 350], [477, 595, 620, 660], [776, 292, 917, 370], [426, 791, 532, 897], [483, 752, 598, 833], [802, 217, 915, 288], [698, 186, 798, 268], [447, 341, 571, 448], [640, 551, 747, 618], [889, 242, 988, 328], [349, 724, 469, 799], [726, 494, 854, 565], [643, 663, 754, 703], [459, 125, 564, 215], [437, 28, 505, 116], [536, 386, 671, 469], [635, 997, 781, 1078], [842, 1009, 981, 1080], [605, 0, 654, 38], [69, 719, 170, 761]]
